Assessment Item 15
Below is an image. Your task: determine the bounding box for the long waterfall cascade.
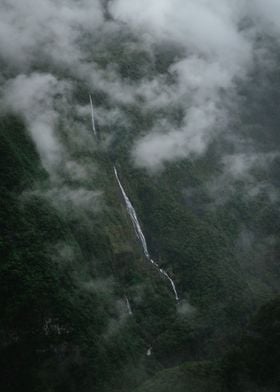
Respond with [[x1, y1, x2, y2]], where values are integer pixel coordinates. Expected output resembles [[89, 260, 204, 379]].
[[114, 166, 179, 301]]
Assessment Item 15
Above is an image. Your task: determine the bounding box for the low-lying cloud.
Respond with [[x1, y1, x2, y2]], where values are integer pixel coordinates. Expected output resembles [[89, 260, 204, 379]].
[[0, 0, 104, 68], [109, 0, 280, 171], [2, 73, 69, 171], [0, 0, 280, 177]]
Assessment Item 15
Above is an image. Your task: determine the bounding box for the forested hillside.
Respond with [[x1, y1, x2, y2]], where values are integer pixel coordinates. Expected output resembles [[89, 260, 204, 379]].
[[0, 1, 280, 392]]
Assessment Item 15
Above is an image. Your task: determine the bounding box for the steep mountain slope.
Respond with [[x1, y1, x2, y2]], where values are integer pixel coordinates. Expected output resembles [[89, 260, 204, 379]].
[[224, 295, 280, 391], [135, 296, 280, 392], [1, 2, 280, 392], [134, 362, 225, 392], [0, 115, 171, 391]]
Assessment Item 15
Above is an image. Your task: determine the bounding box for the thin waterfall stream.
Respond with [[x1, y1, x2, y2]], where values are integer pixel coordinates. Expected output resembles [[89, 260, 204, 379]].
[[125, 296, 133, 315], [89, 94, 97, 136], [114, 166, 179, 301], [86, 95, 179, 301]]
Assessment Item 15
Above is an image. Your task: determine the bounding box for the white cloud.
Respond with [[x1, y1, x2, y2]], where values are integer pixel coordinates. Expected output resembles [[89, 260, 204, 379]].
[[110, 0, 251, 61], [133, 102, 221, 171], [205, 151, 280, 207], [109, 0, 256, 171], [0, 0, 104, 67], [1, 0, 280, 175], [250, 0, 280, 37], [3, 73, 70, 171], [45, 186, 103, 211]]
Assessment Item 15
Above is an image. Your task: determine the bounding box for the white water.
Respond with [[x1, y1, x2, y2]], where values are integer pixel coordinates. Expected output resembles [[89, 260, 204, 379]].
[[125, 296, 133, 315], [89, 94, 97, 136], [114, 166, 179, 301]]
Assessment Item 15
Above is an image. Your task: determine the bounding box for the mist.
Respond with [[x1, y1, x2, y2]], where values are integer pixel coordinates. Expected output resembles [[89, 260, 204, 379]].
[[1, 2, 280, 392], [1, 0, 279, 175]]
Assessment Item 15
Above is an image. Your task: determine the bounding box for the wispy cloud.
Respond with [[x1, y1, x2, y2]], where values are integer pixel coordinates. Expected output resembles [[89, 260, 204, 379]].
[[108, 0, 280, 172], [2, 73, 70, 171], [1, 0, 280, 186]]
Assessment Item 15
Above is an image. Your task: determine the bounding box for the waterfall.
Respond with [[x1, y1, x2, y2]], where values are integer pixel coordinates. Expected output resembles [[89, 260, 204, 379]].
[[89, 94, 97, 136], [114, 166, 179, 301], [125, 296, 133, 315], [146, 347, 152, 356]]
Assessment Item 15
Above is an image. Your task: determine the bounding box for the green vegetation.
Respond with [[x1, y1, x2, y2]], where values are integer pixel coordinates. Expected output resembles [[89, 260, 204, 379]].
[[135, 296, 280, 392], [135, 361, 224, 392], [1, 30, 280, 392], [0, 115, 163, 391]]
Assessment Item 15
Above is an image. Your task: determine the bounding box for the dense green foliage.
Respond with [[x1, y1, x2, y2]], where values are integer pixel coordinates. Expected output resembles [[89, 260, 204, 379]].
[[136, 296, 280, 392], [1, 28, 280, 392], [135, 361, 225, 392], [0, 115, 163, 391]]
